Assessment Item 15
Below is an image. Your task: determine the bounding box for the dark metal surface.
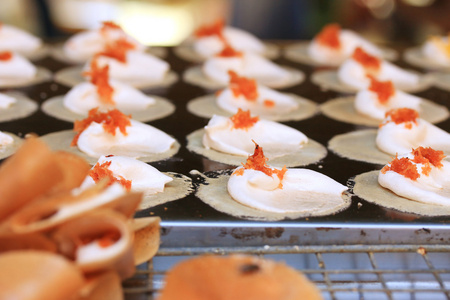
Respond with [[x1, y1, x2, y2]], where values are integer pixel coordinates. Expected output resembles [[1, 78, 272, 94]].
[[2, 43, 449, 232]]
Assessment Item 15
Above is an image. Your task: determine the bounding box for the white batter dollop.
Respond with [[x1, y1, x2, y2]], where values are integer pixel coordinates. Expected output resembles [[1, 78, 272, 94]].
[[194, 26, 265, 58], [376, 109, 450, 156], [308, 24, 383, 66], [354, 79, 421, 120], [203, 52, 290, 86], [0, 92, 16, 109], [216, 86, 299, 117], [63, 21, 145, 63], [0, 23, 42, 56], [228, 166, 347, 213], [338, 48, 419, 90], [63, 80, 155, 115], [83, 51, 169, 84], [378, 148, 450, 206], [421, 35, 450, 67], [80, 155, 172, 197], [76, 118, 176, 158], [203, 113, 308, 159], [0, 52, 36, 81]]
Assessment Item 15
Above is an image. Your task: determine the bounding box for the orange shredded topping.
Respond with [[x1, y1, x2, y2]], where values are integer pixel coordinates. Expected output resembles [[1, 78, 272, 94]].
[[79, 230, 121, 248], [233, 168, 245, 176], [96, 37, 136, 63], [230, 109, 259, 130], [382, 147, 446, 179], [381, 108, 419, 129], [236, 142, 287, 189], [368, 76, 395, 104], [218, 43, 243, 57], [412, 146, 445, 169], [316, 23, 341, 49], [381, 155, 420, 181], [101, 21, 122, 32], [352, 47, 380, 72], [215, 89, 223, 97], [194, 19, 225, 40], [228, 70, 258, 101], [0, 51, 12, 61], [89, 160, 132, 190], [71, 108, 131, 146], [83, 60, 115, 105], [264, 99, 275, 108]]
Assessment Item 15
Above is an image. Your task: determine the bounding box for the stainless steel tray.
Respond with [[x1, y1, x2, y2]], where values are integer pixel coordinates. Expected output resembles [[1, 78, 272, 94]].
[[3, 44, 449, 300]]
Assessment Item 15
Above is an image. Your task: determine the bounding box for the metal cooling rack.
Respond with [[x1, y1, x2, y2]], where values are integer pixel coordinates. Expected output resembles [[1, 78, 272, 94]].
[[123, 244, 450, 300]]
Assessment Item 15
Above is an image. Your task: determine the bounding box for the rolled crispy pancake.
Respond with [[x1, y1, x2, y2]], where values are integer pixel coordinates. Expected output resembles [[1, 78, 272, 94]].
[[158, 255, 323, 300], [0, 250, 85, 300]]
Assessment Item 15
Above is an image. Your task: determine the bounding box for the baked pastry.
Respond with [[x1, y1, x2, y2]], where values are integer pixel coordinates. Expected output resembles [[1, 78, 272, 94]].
[[339, 47, 419, 90], [67, 61, 155, 114], [312, 47, 431, 93], [379, 147, 450, 206], [352, 147, 450, 216], [72, 108, 177, 158], [328, 108, 450, 165], [0, 23, 43, 58], [184, 45, 303, 89], [187, 108, 327, 167], [79, 155, 192, 210], [285, 23, 396, 67], [0, 51, 51, 88], [42, 61, 175, 123], [81, 155, 171, 196], [186, 71, 317, 122], [175, 19, 278, 62], [158, 254, 323, 300], [0, 250, 85, 300], [307, 23, 383, 66], [62, 21, 146, 64], [55, 38, 177, 89], [404, 32, 450, 70], [376, 108, 450, 156], [195, 143, 350, 220], [320, 76, 448, 127], [83, 41, 169, 84]]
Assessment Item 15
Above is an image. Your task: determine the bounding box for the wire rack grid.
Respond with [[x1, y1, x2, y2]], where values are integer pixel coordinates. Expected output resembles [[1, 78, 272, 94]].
[[123, 244, 450, 300]]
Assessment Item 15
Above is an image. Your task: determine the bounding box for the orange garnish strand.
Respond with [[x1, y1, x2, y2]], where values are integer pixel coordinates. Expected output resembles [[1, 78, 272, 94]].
[[97, 231, 121, 247], [412, 146, 445, 169], [96, 37, 136, 63], [264, 99, 275, 107], [238, 142, 287, 189], [316, 23, 341, 49], [215, 89, 223, 97], [89, 160, 132, 190], [228, 70, 258, 100], [71, 108, 131, 146], [79, 230, 121, 248], [83, 60, 115, 105], [368, 76, 395, 104], [232, 168, 244, 176], [0, 51, 12, 61], [194, 19, 225, 40], [381, 108, 419, 129], [218, 43, 243, 57], [381, 155, 420, 181], [101, 21, 122, 32], [230, 109, 259, 130], [352, 47, 380, 72]]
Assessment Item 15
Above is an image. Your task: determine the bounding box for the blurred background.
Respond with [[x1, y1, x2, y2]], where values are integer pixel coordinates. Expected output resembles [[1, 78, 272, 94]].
[[0, 0, 449, 46]]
